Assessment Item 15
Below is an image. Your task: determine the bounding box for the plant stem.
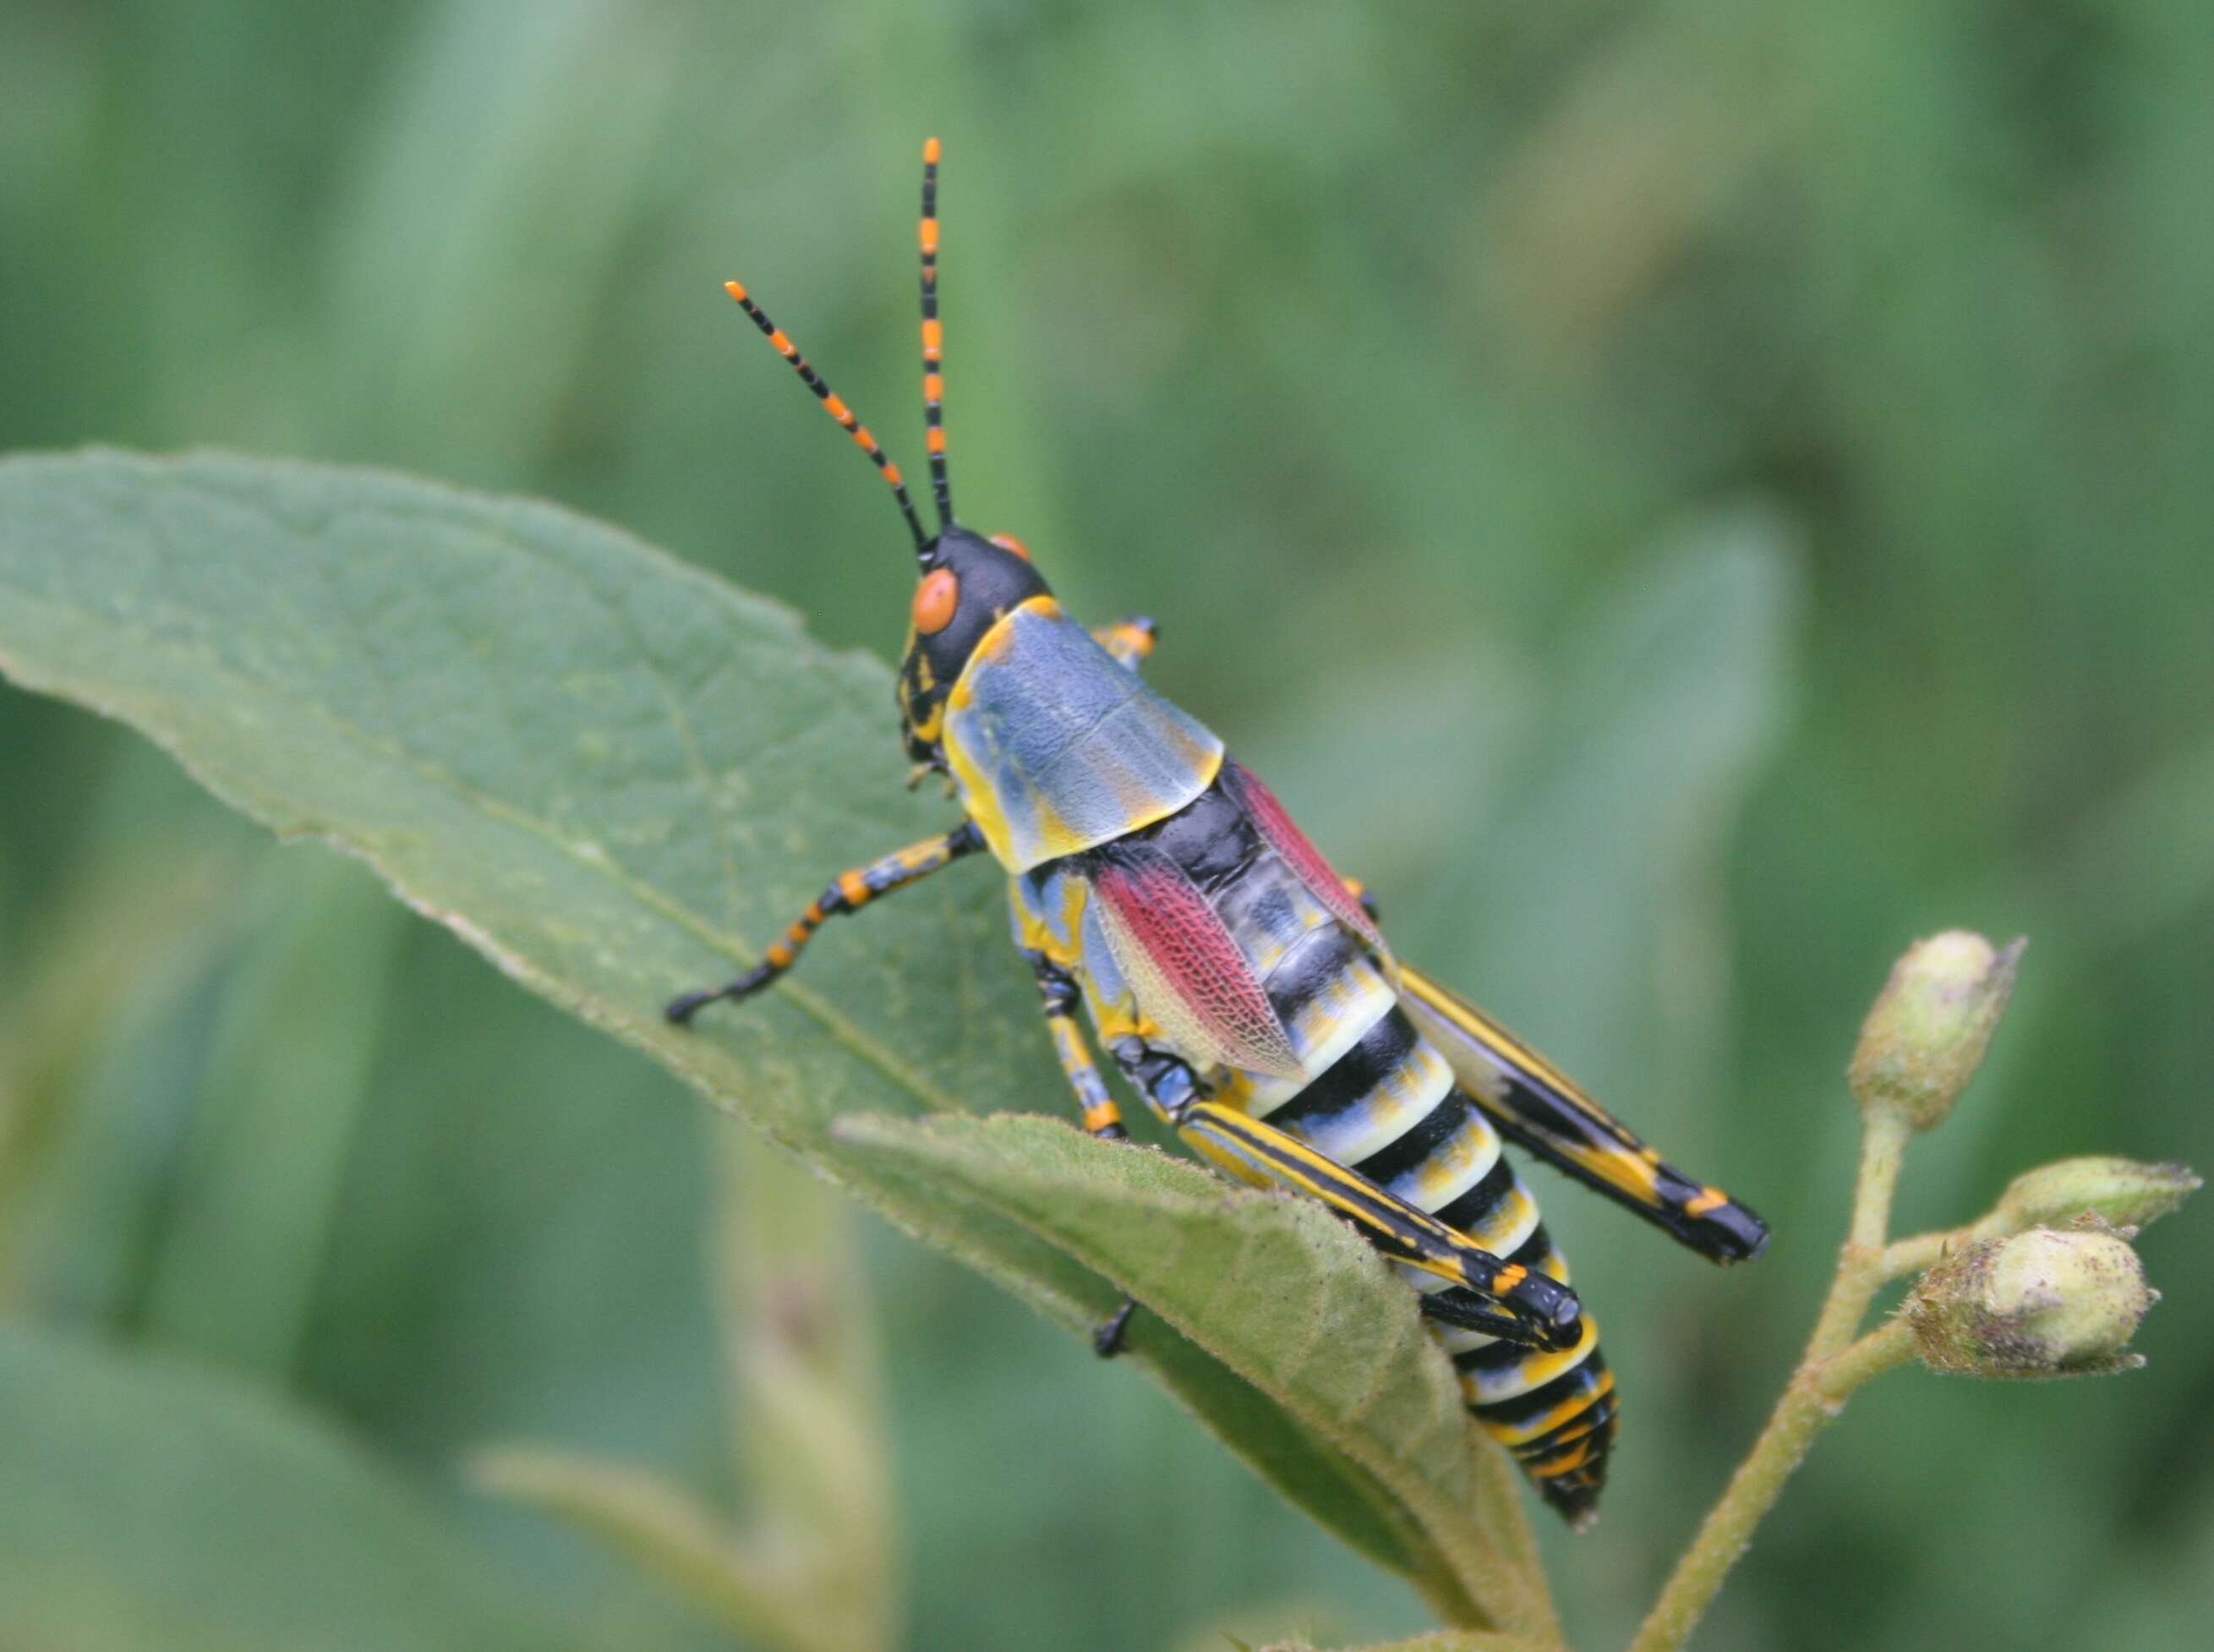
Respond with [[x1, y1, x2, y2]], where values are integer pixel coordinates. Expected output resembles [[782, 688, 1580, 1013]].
[[1881, 1225, 1970, 1280], [1626, 1114, 1915, 1652], [1810, 1111, 1909, 1354]]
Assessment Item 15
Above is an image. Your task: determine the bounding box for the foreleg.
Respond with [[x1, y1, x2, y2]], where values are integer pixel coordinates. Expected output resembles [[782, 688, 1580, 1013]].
[[666, 823, 985, 1023]]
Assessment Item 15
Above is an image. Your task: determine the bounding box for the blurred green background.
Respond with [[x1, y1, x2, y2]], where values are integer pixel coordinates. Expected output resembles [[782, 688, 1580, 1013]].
[[3, 2, 2211, 1649]]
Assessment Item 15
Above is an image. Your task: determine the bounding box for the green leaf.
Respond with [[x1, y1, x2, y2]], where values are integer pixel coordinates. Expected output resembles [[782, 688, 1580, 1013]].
[[0, 451, 1554, 1636], [709, 1114, 895, 1569], [468, 1445, 856, 1652], [471, 1125, 902, 1652], [0, 839, 245, 1305], [0, 1322, 584, 1652], [135, 851, 410, 1378], [834, 1113, 1550, 1632]]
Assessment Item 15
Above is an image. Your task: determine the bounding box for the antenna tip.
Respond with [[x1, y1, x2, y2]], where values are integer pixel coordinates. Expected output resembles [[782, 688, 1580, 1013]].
[[724, 279, 748, 303], [923, 136, 941, 165]]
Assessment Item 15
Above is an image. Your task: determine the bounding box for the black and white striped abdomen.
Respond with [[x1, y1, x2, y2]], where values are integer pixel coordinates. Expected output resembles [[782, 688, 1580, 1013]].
[[1215, 874, 1619, 1521]]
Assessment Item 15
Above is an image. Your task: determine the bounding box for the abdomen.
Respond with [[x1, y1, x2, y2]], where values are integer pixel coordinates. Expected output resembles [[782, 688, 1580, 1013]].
[[1216, 890, 1616, 1524], [1042, 773, 1620, 1523]]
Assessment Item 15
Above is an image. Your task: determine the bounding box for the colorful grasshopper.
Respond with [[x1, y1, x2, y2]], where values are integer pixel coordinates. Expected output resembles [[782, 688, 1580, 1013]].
[[670, 140, 1768, 1527]]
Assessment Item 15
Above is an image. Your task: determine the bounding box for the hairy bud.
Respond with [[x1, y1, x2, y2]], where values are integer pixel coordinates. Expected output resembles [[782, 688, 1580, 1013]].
[[1849, 931, 2024, 1132], [1995, 1157, 2200, 1235], [1907, 1227, 2154, 1380]]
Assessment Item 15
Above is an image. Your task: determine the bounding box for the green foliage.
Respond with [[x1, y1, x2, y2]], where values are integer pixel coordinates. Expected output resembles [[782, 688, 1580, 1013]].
[[470, 1131, 898, 1652], [0, 1324, 582, 1652], [838, 1112, 1550, 1633], [4, 5, 2213, 1645]]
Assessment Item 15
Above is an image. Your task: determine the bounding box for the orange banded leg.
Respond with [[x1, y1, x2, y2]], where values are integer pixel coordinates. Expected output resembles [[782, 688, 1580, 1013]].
[[665, 822, 985, 1023], [1025, 955, 1145, 1355], [1092, 616, 1158, 672], [1030, 956, 1126, 1142]]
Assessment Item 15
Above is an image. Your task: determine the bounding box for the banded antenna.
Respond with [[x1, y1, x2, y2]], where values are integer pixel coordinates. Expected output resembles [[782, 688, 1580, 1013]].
[[722, 279, 932, 561], [919, 136, 953, 528]]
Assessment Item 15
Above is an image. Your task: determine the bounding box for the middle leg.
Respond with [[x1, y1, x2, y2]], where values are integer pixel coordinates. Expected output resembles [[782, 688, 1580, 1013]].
[[1029, 953, 1126, 1142], [1026, 954, 1144, 1354]]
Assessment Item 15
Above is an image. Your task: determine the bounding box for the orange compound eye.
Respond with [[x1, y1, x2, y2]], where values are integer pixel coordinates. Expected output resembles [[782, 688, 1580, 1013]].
[[989, 533, 1030, 561], [912, 567, 959, 634]]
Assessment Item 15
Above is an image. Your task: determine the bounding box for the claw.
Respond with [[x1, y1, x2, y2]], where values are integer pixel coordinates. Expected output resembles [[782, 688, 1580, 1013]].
[[664, 963, 775, 1026], [665, 989, 717, 1026], [1092, 1297, 1138, 1357]]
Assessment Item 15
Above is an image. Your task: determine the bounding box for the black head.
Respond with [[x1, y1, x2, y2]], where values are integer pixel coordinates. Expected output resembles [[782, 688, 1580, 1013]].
[[719, 139, 1047, 766], [896, 526, 1052, 760]]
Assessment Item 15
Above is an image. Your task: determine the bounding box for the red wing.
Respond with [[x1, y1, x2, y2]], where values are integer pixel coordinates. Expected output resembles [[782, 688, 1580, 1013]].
[[1224, 762, 1382, 949], [1091, 845, 1303, 1080]]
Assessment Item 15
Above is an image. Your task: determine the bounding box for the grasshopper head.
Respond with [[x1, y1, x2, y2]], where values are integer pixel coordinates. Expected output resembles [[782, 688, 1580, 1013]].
[[897, 526, 1050, 763]]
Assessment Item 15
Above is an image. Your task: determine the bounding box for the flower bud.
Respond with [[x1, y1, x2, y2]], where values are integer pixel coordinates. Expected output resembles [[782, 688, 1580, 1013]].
[[1906, 1227, 2154, 1380], [1848, 931, 2024, 1131], [1994, 1157, 2200, 1235]]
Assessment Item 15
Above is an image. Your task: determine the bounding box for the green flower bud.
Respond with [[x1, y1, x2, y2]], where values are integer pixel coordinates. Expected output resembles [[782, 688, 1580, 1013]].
[[1994, 1157, 2200, 1235], [1848, 931, 2024, 1131], [1906, 1227, 2155, 1380]]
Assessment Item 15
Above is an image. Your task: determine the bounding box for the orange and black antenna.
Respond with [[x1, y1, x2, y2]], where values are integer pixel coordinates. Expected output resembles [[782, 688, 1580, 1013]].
[[723, 280, 932, 561], [919, 137, 953, 529]]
